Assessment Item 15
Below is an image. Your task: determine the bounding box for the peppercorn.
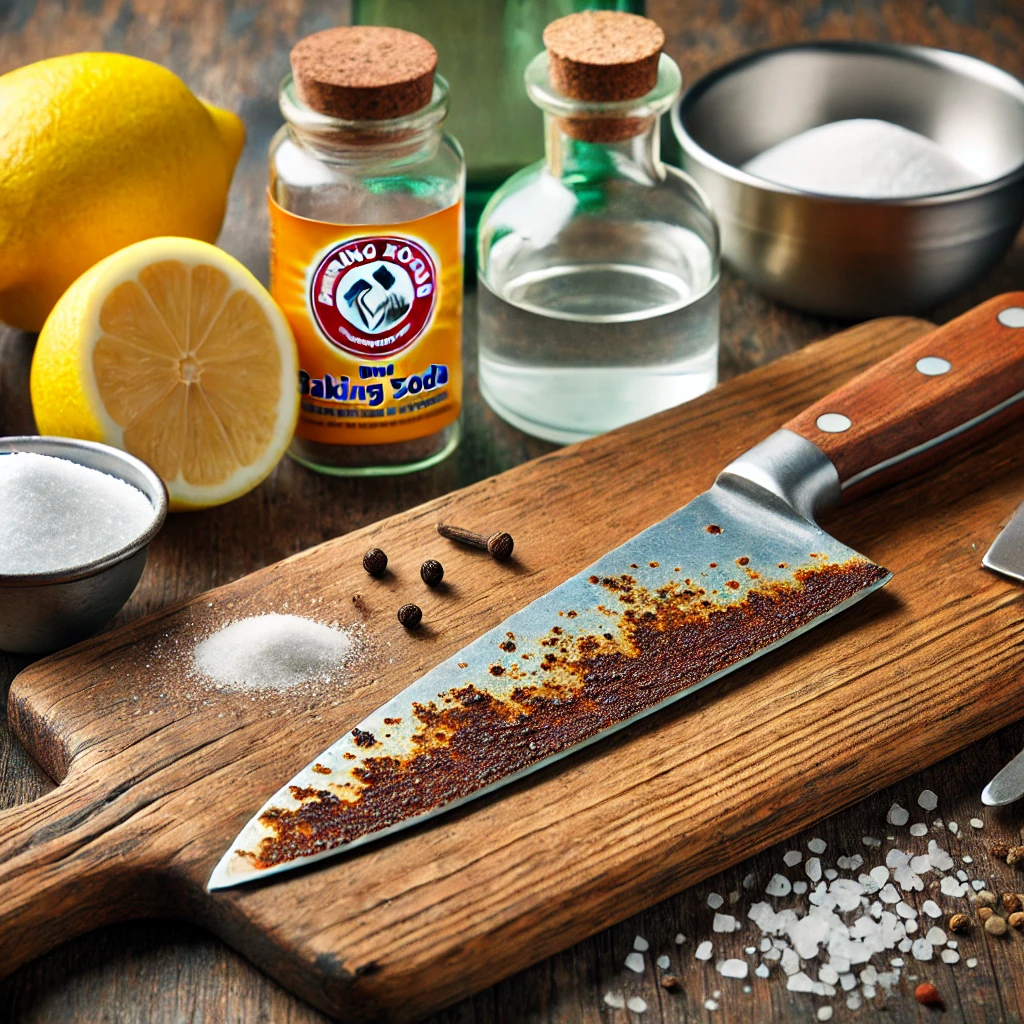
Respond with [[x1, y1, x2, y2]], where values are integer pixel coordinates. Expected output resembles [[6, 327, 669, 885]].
[[1008, 846, 1024, 867], [978, 906, 994, 922], [914, 982, 942, 1008], [397, 603, 422, 628], [948, 913, 971, 933], [659, 974, 681, 992], [990, 841, 1011, 859], [1010, 912, 1024, 928], [1003, 892, 1022, 914], [420, 559, 444, 587], [986, 914, 1008, 936], [362, 547, 388, 576]]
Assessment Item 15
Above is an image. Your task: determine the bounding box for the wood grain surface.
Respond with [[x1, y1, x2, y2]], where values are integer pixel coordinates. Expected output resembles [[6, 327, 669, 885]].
[[0, 0, 1023, 1022]]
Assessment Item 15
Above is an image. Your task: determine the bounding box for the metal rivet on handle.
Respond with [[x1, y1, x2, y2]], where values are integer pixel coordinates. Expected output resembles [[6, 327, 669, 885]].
[[816, 413, 852, 433], [915, 356, 951, 376], [997, 307, 1024, 328]]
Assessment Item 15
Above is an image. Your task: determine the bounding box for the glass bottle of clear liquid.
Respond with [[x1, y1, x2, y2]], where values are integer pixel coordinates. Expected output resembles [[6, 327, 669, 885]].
[[477, 17, 720, 445]]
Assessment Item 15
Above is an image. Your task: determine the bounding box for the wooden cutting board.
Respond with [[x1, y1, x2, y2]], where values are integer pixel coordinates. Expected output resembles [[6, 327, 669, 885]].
[[2, 315, 1023, 1023]]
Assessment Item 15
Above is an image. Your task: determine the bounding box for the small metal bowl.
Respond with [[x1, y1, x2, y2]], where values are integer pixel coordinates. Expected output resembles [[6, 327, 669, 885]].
[[671, 42, 1024, 317], [0, 437, 167, 655]]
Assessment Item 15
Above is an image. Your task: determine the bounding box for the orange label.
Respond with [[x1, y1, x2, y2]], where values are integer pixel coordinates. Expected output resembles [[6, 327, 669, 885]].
[[269, 194, 463, 446]]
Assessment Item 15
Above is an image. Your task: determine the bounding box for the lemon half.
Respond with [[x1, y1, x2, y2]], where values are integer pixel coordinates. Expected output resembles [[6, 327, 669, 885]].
[[31, 238, 299, 510]]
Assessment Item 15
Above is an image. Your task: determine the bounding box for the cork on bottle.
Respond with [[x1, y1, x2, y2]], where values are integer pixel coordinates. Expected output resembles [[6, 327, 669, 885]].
[[290, 26, 438, 121], [542, 11, 664, 143]]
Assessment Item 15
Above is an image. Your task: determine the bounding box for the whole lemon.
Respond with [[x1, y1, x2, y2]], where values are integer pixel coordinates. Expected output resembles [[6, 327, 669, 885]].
[[0, 53, 245, 332]]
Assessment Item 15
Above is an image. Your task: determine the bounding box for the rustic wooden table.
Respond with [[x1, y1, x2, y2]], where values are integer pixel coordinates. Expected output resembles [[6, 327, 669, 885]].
[[1, 1, 1023, 1021]]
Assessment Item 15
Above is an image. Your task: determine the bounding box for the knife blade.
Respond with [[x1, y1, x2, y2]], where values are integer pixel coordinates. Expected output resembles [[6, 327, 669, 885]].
[[982, 747, 1024, 806], [209, 292, 1024, 891], [983, 499, 1024, 583]]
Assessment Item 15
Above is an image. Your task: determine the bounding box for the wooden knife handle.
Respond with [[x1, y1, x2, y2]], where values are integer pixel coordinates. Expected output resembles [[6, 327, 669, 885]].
[[785, 293, 1024, 500]]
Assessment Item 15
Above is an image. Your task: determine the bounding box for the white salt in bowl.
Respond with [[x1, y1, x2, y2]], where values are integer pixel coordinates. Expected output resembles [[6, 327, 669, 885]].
[[0, 437, 167, 654], [671, 41, 1024, 317]]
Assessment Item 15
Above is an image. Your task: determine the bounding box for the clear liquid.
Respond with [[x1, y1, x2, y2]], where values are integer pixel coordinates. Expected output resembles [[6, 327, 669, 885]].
[[478, 227, 719, 444]]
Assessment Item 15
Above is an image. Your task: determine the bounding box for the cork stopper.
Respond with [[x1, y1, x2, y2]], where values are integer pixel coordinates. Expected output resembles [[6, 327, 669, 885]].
[[543, 11, 664, 103], [290, 26, 437, 121]]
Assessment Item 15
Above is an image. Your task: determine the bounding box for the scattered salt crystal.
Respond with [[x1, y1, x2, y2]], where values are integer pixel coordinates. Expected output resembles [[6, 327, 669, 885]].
[[926, 927, 946, 946], [759, 938, 772, 952], [825, 868, 838, 881], [927, 840, 954, 872], [910, 855, 931, 875], [806, 857, 822, 882], [860, 966, 878, 986], [656, 954, 670, 970], [910, 823, 928, 837], [817, 1008, 833, 1021], [970, 818, 984, 829], [862, 836, 882, 848], [963, 855, 974, 864], [846, 994, 862, 1010], [941, 949, 960, 964], [744, 946, 756, 955], [743, 985, 752, 994], [193, 614, 354, 690], [707, 892, 724, 909], [704, 999, 718, 1011], [956, 869, 968, 881], [918, 790, 938, 811], [755, 964, 770, 978], [624, 952, 645, 973], [781, 948, 800, 976], [941, 876, 967, 897], [863, 984, 877, 999], [742, 874, 755, 889], [837, 855, 863, 870], [783, 850, 803, 867], [967, 957, 978, 968], [972, 880, 986, 892], [765, 874, 792, 897], [808, 838, 827, 854], [786, 972, 814, 992], [675, 934, 685, 944], [922, 900, 942, 919], [948, 941, 958, 950], [633, 935, 649, 952], [840, 973, 857, 991], [741, 118, 980, 199], [626, 996, 647, 1013], [911, 938, 933, 961], [0, 452, 157, 574], [887, 803, 910, 826], [870, 866, 889, 887], [713, 913, 739, 933], [792, 881, 808, 895], [878, 883, 900, 904], [718, 959, 748, 979], [949, 821, 959, 834], [905, 919, 918, 934], [819, 964, 839, 985], [898, 938, 913, 953], [695, 941, 713, 961], [891, 958, 904, 967], [604, 992, 625, 1009], [896, 902, 917, 920]]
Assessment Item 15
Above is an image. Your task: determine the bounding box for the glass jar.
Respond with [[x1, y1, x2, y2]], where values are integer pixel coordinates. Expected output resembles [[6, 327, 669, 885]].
[[270, 73, 466, 475], [477, 51, 720, 444]]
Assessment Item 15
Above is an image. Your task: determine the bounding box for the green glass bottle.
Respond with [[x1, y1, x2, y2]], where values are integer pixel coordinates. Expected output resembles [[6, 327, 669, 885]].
[[352, 0, 644, 258]]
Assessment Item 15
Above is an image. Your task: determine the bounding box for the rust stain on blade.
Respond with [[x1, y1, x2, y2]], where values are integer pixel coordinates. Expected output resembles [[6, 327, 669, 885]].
[[236, 558, 887, 872]]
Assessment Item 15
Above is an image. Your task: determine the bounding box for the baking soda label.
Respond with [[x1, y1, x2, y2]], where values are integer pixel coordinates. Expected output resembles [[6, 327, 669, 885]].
[[270, 195, 463, 445]]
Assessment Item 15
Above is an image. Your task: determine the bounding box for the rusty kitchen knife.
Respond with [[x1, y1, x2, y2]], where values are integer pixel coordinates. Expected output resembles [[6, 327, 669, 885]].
[[209, 293, 1024, 890]]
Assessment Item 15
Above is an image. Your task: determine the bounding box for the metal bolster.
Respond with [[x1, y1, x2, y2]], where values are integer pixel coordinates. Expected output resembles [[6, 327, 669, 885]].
[[716, 429, 841, 524]]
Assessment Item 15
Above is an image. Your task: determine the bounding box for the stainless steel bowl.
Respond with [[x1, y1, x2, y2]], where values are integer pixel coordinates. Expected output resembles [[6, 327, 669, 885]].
[[0, 437, 167, 654], [671, 42, 1024, 317]]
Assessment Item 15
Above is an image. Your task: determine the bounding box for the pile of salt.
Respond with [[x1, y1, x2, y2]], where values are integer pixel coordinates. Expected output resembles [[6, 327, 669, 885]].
[[0, 452, 155, 575], [742, 118, 981, 199], [193, 614, 353, 690]]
